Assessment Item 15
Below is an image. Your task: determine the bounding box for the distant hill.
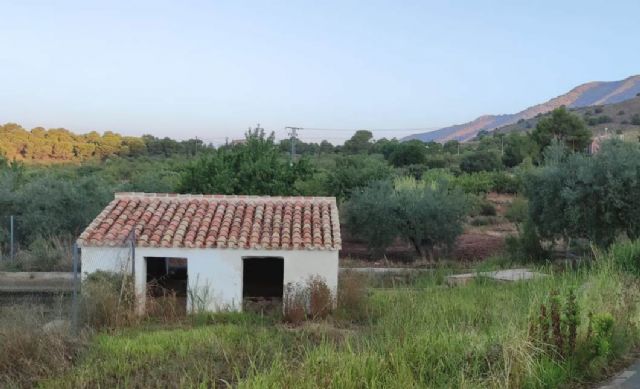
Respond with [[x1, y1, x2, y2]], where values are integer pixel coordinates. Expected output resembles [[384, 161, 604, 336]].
[[404, 75, 640, 143], [494, 96, 640, 139]]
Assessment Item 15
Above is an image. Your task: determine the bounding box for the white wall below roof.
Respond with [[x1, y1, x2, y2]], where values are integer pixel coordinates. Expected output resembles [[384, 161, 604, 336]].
[[80, 246, 339, 313]]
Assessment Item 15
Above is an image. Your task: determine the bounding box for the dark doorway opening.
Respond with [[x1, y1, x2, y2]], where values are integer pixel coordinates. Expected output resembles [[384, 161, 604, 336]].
[[242, 257, 284, 312], [145, 257, 188, 314]]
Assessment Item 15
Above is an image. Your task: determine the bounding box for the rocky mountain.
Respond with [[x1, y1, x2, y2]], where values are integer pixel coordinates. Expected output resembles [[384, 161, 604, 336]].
[[494, 95, 640, 137], [404, 75, 640, 143]]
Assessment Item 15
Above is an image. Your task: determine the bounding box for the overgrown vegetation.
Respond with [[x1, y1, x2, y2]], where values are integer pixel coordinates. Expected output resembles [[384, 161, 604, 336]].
[[2, 241, 638, 388]]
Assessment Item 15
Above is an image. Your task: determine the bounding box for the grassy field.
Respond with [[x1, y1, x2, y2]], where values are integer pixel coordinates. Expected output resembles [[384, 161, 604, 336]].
[[15, 249, 635, 388]]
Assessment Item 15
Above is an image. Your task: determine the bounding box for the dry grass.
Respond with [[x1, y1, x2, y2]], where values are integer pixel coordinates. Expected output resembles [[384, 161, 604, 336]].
[[0, 307, 83, 388], [284, 277, 336, 324], [309, 277, 333, 319], [283, 283, 307, 325], [336, 271, 369, 322]]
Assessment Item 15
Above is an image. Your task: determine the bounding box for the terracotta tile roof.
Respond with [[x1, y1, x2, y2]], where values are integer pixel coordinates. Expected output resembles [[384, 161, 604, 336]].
[[78, 193, 341, 251]]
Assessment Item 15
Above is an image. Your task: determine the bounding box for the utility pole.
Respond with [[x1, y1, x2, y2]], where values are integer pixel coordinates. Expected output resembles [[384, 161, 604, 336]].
[[285, 126, 302, 165]]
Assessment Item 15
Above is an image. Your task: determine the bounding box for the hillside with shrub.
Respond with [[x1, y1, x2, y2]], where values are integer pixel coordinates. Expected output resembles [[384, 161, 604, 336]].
[[495, 95, 640, 140], [404, 75, 640, 142]]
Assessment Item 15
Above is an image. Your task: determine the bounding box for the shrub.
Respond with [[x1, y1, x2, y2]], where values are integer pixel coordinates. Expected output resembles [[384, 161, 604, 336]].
[[631, 114, 640, 126], [460, 151, 501, 173], [609, 239, 640, 276], [490, 171, 520, 193], [282, 278, 334, 324], [588, 313, 615, 357], [454, 172, 494, 194], [506, 197, 528, 223], [308, 277, 333, 319], [529, 289, 579, 358], [506, 217, 547, 261], [81, 271, 138, 329], [478, 200, 497, 216], [7, 236, 73, 272]]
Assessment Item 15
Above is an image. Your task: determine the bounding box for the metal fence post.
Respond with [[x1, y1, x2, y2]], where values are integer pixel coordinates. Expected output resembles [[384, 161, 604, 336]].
[[130, 230, 136, 278], [71, 243, 79, 335], [10, 215, 14, 260]]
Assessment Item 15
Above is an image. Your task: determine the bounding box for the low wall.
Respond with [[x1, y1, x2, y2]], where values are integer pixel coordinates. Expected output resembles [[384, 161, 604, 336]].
[[0, 272, 74, 293]]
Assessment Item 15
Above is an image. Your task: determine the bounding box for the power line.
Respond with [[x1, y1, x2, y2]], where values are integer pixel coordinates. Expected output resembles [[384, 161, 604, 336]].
[[301, 127, 435, 132], [285, 126, 302, 165]]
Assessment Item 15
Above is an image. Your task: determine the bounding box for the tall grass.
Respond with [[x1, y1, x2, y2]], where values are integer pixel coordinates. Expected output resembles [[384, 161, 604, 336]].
[[6, 242, 640, 388]]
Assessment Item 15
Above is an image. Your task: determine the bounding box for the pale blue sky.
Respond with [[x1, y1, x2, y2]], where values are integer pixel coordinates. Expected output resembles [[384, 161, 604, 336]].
[[1, 0, 639, 144]]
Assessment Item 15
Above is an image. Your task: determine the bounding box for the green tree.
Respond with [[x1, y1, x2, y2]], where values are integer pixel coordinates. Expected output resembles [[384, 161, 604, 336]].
[[388, 141, 427, 167], [326, 155, 393, 200], [531, 107, 592, 152], [179, 129, 313, 195], [443, 140, 460, 154], [460, 150, 501, 173], [502, 133, 538, 167], [343, 130, 374, 154], [395, 181, 469, 259], [343, 180, 399, 256], [525, 140, 640, 247], [344, 178, 469, 259]]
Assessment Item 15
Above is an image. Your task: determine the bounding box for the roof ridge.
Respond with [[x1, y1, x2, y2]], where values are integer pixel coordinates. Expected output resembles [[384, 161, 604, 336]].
[[114, 192, 337, 202]]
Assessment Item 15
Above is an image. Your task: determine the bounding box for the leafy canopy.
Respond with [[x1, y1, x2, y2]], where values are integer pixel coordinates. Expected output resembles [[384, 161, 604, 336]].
[[344, 177, 470, 259], [525, 140, 640, 247], [179, 129, 313, 196], [531, 107, 592, 152]]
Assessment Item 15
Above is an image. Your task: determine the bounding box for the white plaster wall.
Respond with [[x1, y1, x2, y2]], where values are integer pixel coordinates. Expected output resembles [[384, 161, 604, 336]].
[[80, 246, 339, 313]]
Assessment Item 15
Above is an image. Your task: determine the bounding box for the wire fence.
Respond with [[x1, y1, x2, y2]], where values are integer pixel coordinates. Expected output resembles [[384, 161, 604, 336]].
[[0, 228, 134, 336]]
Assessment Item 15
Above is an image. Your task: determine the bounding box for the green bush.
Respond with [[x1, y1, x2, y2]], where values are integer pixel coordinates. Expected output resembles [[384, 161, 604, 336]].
[[490, 171, 520, 193], [454, 172, 494, 194], [506, 197, 528, 223], [459, 150, 501, 173], [608, 239, 640, 275], [477, 199, 496, 216], [505, 218, 547, 261]]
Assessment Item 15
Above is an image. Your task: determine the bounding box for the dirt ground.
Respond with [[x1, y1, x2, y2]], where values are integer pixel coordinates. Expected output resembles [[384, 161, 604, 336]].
[[339, 192, 518, 265]]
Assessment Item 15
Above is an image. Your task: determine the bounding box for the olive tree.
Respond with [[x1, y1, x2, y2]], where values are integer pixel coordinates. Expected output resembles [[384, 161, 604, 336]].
[[525, 139, 640, 247], [343, 178, 470, 259], [342, 180, 399, 257]]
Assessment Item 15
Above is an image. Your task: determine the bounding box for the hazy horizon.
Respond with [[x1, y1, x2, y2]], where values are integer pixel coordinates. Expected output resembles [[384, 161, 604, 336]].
[[2, 0, 639, 144]]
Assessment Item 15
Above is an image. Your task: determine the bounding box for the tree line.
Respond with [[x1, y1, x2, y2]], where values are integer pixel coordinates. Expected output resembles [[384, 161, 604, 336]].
[[0, 123, 211, 161], [4, 105, 638, 266]]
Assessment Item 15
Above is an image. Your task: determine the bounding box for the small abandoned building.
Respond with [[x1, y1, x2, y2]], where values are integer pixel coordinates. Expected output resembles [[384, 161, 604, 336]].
[[77, 193, 341, 312]]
